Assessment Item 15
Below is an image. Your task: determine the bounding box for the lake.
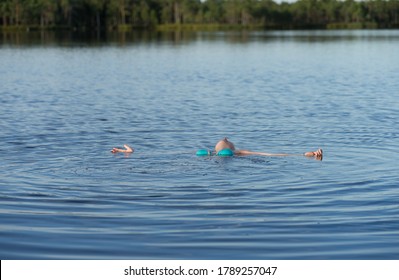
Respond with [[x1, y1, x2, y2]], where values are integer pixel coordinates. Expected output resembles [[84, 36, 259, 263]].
[[0, 29, 398, 259]]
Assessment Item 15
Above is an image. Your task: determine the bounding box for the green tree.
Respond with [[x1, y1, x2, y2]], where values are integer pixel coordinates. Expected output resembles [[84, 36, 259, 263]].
[[180, 0, 201, 23], [0, 0, 11, 26], [10, 0, 22, 26], [203, 0, 224, 23]]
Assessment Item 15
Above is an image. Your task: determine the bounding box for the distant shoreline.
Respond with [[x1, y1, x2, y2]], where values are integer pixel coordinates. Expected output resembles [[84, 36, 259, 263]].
[[1, 22, 397, 33], [2, 0, 398, 34]]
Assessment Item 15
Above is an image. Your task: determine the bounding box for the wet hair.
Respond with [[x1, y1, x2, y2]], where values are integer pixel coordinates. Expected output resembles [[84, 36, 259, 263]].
[[215, 137, 235, 152]]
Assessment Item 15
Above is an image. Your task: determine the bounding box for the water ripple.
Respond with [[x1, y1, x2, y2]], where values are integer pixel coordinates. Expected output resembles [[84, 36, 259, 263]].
[[1, 30, 399, 259]]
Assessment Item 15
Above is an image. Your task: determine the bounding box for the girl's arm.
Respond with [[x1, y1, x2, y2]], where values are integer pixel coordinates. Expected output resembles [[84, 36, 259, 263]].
[[235, 148, 323, 159], [111, 144, 134, 153]]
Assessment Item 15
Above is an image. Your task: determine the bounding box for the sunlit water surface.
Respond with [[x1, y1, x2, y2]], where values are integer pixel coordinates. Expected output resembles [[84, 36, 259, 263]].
[[1, 30, 398, 259]]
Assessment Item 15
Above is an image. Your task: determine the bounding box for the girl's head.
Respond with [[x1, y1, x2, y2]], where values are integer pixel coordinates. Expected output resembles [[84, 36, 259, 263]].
[[214, 137, 235, 152]]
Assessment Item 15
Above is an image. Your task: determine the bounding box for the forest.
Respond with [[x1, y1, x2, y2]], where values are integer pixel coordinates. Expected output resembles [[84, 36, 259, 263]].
[[1, 0, 399, 31]]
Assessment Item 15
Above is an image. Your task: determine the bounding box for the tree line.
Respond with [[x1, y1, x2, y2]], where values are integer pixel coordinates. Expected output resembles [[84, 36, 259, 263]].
[[1, 0, 399, 30]]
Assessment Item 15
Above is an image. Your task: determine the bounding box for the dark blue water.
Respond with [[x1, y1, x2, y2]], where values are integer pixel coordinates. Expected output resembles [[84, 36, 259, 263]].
[[1, 30, 398, 259]]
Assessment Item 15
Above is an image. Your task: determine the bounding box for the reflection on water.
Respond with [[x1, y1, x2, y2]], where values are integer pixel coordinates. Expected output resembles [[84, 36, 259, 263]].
[[3, 29, 399, 47], [0, 30, 197, 47]]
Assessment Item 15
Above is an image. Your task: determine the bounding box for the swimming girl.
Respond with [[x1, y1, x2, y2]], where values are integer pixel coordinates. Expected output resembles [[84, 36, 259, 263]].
[[111, 137, 323, 160]]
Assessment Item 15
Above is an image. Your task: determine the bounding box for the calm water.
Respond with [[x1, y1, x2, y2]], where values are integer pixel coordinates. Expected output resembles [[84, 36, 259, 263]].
[[1, 30, 398, 259]]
